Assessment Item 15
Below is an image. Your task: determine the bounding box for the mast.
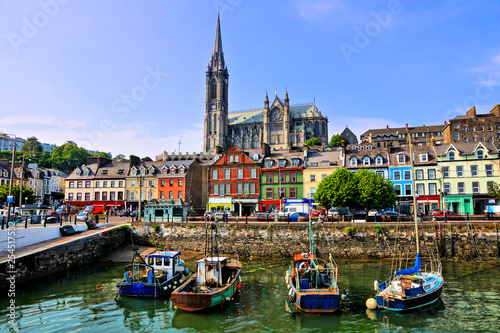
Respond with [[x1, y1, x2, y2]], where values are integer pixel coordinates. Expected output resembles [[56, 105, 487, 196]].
[[408, 130, 420, 254]]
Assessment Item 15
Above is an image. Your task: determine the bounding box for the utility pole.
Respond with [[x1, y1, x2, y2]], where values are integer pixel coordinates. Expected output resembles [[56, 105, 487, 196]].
[[19, 154, 25, 211], [6, 136, 17, 225]]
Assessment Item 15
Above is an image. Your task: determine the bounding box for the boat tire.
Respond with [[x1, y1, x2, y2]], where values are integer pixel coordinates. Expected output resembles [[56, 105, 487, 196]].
[[288, 293, 296, 303], [298, 262, 310, 274]]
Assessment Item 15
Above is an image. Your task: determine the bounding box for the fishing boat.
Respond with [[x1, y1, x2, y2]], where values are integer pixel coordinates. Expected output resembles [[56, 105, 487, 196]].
[[367, 131, 444, 312], [116, 249, 190, 298], [286, 221, 340, 313], [172, 222, 242, 312]]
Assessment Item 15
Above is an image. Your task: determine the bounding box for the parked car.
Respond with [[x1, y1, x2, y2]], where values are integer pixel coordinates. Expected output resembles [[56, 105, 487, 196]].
[[376, 211, 400, 220], [46, 210, 59, 217], [130, 211, 139, 217], [310, 210, 322, 217], [45, 216, 60, 224], [252, 212, 268, 218], [432, 210, 460, 216], [204, 211, 213, 217], [368, 209, 379, 216], [289, 212, 309, 222], [119, 211, 130, 217], [76, 212, 89, 222], [328, 208, 339, 217]]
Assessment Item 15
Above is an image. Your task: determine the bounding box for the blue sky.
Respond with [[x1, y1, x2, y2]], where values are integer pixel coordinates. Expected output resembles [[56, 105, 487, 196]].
[[1, 0, 499, 158]]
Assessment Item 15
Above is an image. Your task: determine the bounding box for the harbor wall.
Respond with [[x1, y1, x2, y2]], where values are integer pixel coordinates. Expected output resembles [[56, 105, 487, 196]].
[[0, 227, 127, 290], [132, 223, 500, 261]]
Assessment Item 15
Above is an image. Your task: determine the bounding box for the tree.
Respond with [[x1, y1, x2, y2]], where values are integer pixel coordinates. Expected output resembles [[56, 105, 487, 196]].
[[51, 142, 90, 171], [314, 168, 396, 213], [304, 138, 322, 146], [488, 182, 500, 200], [39, 151, 52, 168], [114, 154, 126, 161], [21, 136, 43, 156], [97, 152, 111, 158], [141, 156, 153, 162], [328, 134, 347, 147], [0, 184, 35, 207]]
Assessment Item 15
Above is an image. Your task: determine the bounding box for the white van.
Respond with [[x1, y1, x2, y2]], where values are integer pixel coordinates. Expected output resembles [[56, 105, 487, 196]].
[[278, 204, 309, 217], [484, 205, 500, 215]]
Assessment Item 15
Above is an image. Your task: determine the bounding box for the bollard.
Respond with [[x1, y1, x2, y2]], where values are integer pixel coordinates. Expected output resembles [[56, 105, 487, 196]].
[[25, 216, 28, 228], [60, 216, 63, 226], [44, 218, 47, 227], [1, 216, 4, 230], [106, 214, 109, 223]]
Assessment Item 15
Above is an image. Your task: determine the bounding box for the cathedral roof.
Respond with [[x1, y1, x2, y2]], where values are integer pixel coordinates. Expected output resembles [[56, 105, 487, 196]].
[[228, 104, 325, 126]]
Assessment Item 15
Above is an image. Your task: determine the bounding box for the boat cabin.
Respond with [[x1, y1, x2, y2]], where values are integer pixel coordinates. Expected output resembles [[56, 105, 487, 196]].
[[145, 250, 182, 280], [196, 257, 235, 287]]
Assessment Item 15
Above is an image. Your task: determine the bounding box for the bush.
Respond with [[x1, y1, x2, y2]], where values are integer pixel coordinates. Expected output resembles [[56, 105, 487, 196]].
[[374, 225, 386, 233], [345, 226, 356, 236], [153, 225, 160, 233]]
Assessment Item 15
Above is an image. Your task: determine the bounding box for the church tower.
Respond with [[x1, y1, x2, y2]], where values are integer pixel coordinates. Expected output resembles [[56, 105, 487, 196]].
[[204, 13, 229, 153]]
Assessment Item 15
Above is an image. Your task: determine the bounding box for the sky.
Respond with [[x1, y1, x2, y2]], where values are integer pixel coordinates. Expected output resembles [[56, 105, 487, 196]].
[[0, 0, 499, 159]]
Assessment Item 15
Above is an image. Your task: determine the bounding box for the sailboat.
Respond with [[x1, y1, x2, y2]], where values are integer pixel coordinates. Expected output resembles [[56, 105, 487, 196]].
[[367, 131, 444, 311], [286, 221, 340, 313], [171, 221, 242, 312]]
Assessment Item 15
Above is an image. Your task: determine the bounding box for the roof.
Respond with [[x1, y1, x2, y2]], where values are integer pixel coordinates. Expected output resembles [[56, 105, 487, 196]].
[[146, 249, 181, 259], [197, 257, 228, 263], [360, 125, 444, 137], [306, 150, 342, 168], [228, 104, 326, 126], [433, 141, 498, 157]]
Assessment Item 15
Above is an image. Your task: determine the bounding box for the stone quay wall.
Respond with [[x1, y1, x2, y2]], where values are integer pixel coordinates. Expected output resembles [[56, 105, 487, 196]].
[[132, 223, 500, 261], [0, 228, 127, 290]]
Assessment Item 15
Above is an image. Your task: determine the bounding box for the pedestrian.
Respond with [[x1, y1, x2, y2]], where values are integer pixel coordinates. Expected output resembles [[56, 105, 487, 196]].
[[223, 211, 228, 223]]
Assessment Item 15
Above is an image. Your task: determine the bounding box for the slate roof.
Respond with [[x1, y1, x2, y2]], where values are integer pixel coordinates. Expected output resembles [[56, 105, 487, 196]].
[[306, 150, 342, 168], [228, 104, 325, 126], [433, 141, 498, 157]]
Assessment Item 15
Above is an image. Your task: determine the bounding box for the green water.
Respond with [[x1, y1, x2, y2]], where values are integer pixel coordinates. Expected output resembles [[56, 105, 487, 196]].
[[1, 258, 500, 332]]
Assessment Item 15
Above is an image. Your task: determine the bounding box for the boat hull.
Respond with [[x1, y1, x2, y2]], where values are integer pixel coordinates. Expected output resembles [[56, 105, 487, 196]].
[[376, 279, 444, 311], [116, 272, 183, 298]]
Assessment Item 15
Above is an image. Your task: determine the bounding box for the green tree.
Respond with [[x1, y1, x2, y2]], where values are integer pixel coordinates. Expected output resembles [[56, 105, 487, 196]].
[[304, 138, 322, 146], [0, 184, 35, 206], [51, 142, 90, 171], [328, 134, 347, 147], [21, 136, 43, 156], [39, 151, 52, 168], [314, 168, 396, 213], [488, 182, 500, 200], [97, 152, 111, 158], [141, 156, 153, 162]]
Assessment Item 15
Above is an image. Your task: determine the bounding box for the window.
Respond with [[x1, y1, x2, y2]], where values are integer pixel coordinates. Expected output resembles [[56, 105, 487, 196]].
[[264, 160, 273, 168], [212, 170, 218, 180], [486, 164, 493, 176], [110, 192, 115, 200], [472, 182, 479, 193], [130, 192, 134, 200], [428, 169, 436, 179], [477, 150, 484, 159], [169, 191, 173, 199], [458, 182, 465, 194], [471, 165, 478, 177], [85, 181, 91, 188], [266, 188, 273, 199], [416, 170, 423, 180], [444, 183, 450, 194], [238, 169, 243, 179], [225, 169, 230, 179], [289, 187, 296, 198], [77, 181, 82, 188], [398, 154, 405, 163], [225, 183, 231, 194], [394, 184, 401, 196], [488, 125, 493, 131], [429, 183, 437, 195], [67, 192, 74, 200], [94, 181, 100, 188], [237, 184, 242, 194], [404, 170, 411, 180], [178, 180, 182, 186], [462, 126, 467, 133], [278, 188, 285, 199], [420, 153, 428, 162], [178, 191, 182, 198], [250, 168, 257, 179], [449, 151, 455, 160], [76, 193, 82, 201], [292, 159, 300, 167], [250, 183, 255, 194], [213, 184, 218, 195], [471, 126, 475, 132], [480, 126, 484, 132], [393, 170, 401, 181], [350, 157, 357, 166], [363, 156, 370, 166], [310, 175, 316, 182], [102, 192, 107, 200], [454, 133, 459, 141], [160, 191, 164, 199], [375, 156, 383, 165], [162, 169, 167, 175], [267, 174, 273, 183], [140, 169, 145, 175], [148, 180, 153, 187], [404, 184, 412, 196], [119, 181, 123, 187], [243, 183, 248, 194], [279, 159, 286, 167], [103, 181, 108, 188], [161, 180, 164, 187], [111, 181, 115, 188], [279, 173, 285, 183], [290, 173, 296, 182], [229, 155, 233, 162], [416, 183, 424, 195], [169, 180, 173, 186], [456, 166, 463, 177], [85, 193, 90, 201], [132, 169, 137, 176], [442, 166, 449, 178], [487, 181, 494, 192]]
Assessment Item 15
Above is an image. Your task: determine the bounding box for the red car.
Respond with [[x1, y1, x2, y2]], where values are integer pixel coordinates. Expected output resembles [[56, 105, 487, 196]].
[[432, 210, 460, 216], [46, 210, 60, 217]]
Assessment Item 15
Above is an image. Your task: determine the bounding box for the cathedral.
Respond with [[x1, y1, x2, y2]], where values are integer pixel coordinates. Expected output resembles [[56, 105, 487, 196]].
[[203, 15, 329, 153]]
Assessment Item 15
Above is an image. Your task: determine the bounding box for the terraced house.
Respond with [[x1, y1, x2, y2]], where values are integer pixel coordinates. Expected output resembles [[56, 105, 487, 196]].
[[433, 142, 499, 215], [412, 146, 441, 214], [302, 148, 342, 202]]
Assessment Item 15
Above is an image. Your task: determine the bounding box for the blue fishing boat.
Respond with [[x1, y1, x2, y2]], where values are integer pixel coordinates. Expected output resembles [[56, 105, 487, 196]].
[[367, 131, 444, 312], [116, 249, 190, 298], [286, 221, 340, 313]]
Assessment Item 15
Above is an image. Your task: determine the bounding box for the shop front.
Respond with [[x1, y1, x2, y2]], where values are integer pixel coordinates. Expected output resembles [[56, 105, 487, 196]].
[[416, 195, 441, 215], [472, 195, 497, 215], [232, 197, 259, 216], [443, 195, 473, 215], [207, 197, 232, 213], [259, 200, 282, 213]]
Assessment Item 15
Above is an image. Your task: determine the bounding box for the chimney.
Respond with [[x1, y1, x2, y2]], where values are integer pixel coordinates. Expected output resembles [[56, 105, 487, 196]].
[[129, 155, 141, 168], [490, 104, 500, 117], [466, 106, 477, 118]]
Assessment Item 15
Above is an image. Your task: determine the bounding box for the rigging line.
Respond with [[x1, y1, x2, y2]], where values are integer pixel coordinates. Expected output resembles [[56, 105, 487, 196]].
[[375, 221, 395, 257]]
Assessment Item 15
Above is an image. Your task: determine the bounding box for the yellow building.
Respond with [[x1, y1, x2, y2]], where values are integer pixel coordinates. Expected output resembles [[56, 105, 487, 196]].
[[303, 150, 342, 202]]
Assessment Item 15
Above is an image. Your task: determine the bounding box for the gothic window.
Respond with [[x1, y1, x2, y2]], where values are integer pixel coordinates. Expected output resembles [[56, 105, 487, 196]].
[[252, 135, 259, 148], [271, 135, 276, 144], [213, 114, 217, 134], [211, 81, 217, 99], [207, 138, 211, 149], [208, 116, 212, 134], [235, 137, 241, 148], [291, 136, 295, 144], [314, 121, 320, 136], [243, 136, 250, 149], [321, 122, 326, 136], [296, 134, 301, 144]]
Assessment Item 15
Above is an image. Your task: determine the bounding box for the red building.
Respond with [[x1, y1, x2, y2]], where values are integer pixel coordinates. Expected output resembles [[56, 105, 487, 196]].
[[208, 145, 263, 216]]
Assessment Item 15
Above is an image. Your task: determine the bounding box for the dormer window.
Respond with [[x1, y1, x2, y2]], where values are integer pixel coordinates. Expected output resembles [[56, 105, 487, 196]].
[[448, 151, 455, 161], [132, 169, 137, 176], [398, 154, 405, 164], [375, 156, 383, 165], [148, 168, 154, 175], [477, 150, 484, 159], [140, 169, 145, 176], [179, 167, 185, 174], [101, 170, 108, 175], [292, 159, 300, 167], [363, 156, 370, 166], [235, 155, 239, 162], [229, 155, 233, 162], [84, 169, 89, 176], [278, 159, 286, 167], [420, 153, 428, 162], [350, 157, 357, 166], [75, 169, 81, 175], [264, 160, 273, 168]]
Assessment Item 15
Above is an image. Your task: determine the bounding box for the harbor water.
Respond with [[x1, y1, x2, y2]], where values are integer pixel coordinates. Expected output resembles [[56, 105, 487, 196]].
[[1, 258, 499, 332]]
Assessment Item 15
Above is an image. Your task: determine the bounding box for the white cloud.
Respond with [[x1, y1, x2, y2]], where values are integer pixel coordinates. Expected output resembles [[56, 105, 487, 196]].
[[294, 0, 342, 23]]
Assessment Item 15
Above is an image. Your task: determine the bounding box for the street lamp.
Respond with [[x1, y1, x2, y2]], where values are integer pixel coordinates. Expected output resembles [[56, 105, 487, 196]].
[[5, 135, 17, 225]]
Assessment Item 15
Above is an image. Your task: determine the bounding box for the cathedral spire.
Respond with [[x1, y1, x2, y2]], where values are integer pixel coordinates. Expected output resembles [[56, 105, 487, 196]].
[[211, 12, 225, 70], [264, 90, 269, 108], [284, 87, 289, 106]]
